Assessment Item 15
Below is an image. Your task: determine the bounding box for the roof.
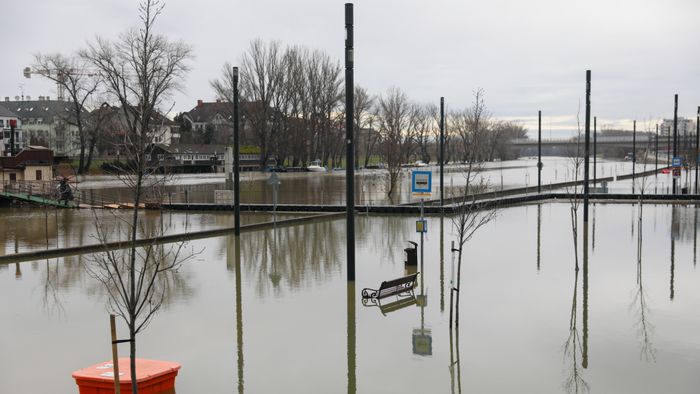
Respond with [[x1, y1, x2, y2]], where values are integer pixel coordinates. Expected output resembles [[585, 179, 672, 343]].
[[186, 101, 233, 123], [185, 101, 262, 124], [156, 143, 229, 155], [0, 104, 19, 118], [0, 100, 82, 123], [0, 146, 54, 169]]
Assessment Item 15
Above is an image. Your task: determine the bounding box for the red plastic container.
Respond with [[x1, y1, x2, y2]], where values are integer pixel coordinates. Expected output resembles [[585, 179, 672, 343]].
[[72, 358, 180, 394]]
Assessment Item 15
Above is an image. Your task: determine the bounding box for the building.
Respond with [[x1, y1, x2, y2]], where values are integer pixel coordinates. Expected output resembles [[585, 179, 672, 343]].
[[99, 106, 181, 155], [146, 143, 261, 173], [0, 146, 54, 186], [0, 104, 24, 156], [1, 97, 82, 156], [659, 117, 697, 137]]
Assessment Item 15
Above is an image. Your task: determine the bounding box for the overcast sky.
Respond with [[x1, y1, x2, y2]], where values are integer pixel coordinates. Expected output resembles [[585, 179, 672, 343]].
[[1, 0, 698, 135]]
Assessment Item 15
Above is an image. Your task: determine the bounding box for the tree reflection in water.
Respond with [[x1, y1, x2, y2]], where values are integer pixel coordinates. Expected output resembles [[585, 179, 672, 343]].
[[562, 219, 589, 394], [630, 202, 656, 362]]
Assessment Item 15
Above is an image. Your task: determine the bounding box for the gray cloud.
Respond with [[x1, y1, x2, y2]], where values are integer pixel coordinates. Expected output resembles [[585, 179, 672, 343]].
[[1, 0, 698, 135]]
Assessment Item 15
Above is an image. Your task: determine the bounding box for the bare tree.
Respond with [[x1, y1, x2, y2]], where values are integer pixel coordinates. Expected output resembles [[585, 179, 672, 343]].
[[81, 0, 193, 392], [566, 105, 585, 271], [413, 103, 434, 164], [450, 112, 497, 328], [32, 53, 101, 174], [375, 87, 416, 198]]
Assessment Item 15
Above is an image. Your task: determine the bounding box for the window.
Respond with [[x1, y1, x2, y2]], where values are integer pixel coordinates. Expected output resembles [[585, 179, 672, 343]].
[[0, 120, 3, 127], [157, 154, 164, 160], [35, 170, 42, 180], [9, 173, 16, 181]]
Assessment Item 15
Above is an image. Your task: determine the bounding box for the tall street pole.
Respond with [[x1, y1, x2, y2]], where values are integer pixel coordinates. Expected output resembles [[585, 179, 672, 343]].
[[632, 120, 636, 193], [538, 110, 542, 193], [696, 106, 699, 194], [584, 70, 591, 224], [593, 116, 597, 185], [673, 94, 678, 195], [233, 67, 241, 236], [440, 97, 445, 206], [345, 3, 355, 281], [655, 124, 659, 174]]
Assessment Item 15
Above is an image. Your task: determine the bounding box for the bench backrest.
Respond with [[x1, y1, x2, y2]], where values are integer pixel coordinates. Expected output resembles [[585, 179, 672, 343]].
[[379, 273, 418, 291]]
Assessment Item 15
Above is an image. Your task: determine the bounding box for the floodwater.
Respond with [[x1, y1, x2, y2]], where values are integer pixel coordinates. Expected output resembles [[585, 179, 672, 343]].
[[0, 208, 304, 254], [1, 202, 699, 393], [70, 157, 662, 205]]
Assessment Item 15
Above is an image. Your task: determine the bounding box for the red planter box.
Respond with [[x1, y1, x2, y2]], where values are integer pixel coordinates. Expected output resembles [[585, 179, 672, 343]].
[[72, 358, 181, 394]]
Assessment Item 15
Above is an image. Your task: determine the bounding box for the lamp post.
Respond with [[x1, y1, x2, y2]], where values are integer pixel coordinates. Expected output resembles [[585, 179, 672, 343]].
[[345, 3, 355, 281], [233, 67, 241, 236]]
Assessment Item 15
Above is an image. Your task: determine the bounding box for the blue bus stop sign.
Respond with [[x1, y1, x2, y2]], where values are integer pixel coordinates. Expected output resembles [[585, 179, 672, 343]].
[[672, 157, 682, 167], [411, 171, 432, 195]]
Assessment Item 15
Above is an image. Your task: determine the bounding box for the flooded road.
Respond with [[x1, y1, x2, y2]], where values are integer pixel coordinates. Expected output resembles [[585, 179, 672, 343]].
[[1, 203, 699, 393], [69, 157, 667, 205]]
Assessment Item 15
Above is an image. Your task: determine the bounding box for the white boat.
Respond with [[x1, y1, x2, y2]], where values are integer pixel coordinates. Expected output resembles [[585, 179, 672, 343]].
[[307, 159, 327, 172], [414, 160, 428, 167]]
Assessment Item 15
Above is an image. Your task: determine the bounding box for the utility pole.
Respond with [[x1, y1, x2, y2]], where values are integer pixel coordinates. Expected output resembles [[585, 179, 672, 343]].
[[673, 94, 678, 195], [655, 124, 659, 174], [345, 3, 355, 281], [584, 70, 591, 224], [9, 119, 17, 156], [440, 97, 445, 206], [538, 110, 542, 193], [233, 67, 241, 236], [593, 116, 597, 185], [632, 120, 636, 193]]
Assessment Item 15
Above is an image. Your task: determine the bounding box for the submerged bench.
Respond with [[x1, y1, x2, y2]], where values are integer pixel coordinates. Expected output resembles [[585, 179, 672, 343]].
[[361, 273, 419, 299]]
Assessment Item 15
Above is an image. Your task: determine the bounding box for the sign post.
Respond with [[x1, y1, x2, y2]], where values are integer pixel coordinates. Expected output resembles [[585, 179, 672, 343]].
[[411, 170, 432, 287], [672, 156, 682, 180]]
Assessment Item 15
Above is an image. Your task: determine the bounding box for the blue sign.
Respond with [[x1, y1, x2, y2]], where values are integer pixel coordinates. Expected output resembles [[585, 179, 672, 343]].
[[411, 171, 432, 195], [672, 157, 682, 167]]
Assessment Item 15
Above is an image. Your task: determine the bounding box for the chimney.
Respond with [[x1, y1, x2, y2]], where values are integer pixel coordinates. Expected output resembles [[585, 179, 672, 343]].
[[197, 99, 203, 108], [46, 96, 50, 101], [4, 97, 8, 102], [39, 96, 44, 101], [216, 98, 221, 103], [26, 95, 31, 100]]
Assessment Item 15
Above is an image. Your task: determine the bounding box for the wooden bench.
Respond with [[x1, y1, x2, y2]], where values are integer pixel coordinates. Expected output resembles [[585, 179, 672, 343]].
[[361, 273, 419, 299]]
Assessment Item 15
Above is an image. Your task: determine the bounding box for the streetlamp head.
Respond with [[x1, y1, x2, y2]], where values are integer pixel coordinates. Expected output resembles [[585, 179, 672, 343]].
[[23, 67, 31, 79], [232, 67, 238, 78]]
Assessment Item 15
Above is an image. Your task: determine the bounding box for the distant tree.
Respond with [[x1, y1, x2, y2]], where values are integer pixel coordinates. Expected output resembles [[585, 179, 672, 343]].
[[202, 123, 215, 144], [375, 87, 417, 198]]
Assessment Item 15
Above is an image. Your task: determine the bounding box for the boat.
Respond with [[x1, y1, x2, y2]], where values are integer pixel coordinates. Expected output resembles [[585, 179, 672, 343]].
[[307, 159, 327, 172]]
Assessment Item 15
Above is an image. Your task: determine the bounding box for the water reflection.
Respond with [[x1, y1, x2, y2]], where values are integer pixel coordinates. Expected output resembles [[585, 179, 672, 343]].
[[632, 205, 656, 362], [562, 219, 589, 393]]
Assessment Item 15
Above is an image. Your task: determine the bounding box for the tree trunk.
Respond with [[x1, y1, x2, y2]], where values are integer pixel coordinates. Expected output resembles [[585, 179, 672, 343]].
[[130, 323, 138, 394]]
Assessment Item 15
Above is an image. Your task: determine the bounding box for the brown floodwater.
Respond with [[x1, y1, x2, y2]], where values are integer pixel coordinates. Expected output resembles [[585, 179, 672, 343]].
[[1, 202, 699, 393]]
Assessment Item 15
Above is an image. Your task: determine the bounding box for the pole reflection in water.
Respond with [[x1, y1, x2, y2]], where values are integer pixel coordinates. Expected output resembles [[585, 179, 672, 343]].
[[694, 208, 697, 267], [582, 222, 589, 370], [227, 236, 244, 394], [670, 206, 678, 301], [440, 216, 445, 312], [347, 281, 356, 394], [591, 204, 596, 251], [537, 204, 542, 272]]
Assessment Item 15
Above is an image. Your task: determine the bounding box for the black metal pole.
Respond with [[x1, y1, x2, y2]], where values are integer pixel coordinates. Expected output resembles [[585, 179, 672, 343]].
[[673, 94, 678, 194], [584, 70, 591, 223], [233, 67, 241, 236], [655, 124, 659, 174], [696, 106, 699, 194], [9, 119, 16, 156], [593, 116, 597, 185], [345, 3, 355, 282], [440, 97, 444, 206], [537, 110, 542, 193], [632, 120, 636, 193]]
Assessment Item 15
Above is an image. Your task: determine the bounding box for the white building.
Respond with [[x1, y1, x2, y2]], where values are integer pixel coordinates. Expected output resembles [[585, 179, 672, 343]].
[[659, 117, 697, 137], [0, 104, 24, 156], [1, 97, 81, 156]]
